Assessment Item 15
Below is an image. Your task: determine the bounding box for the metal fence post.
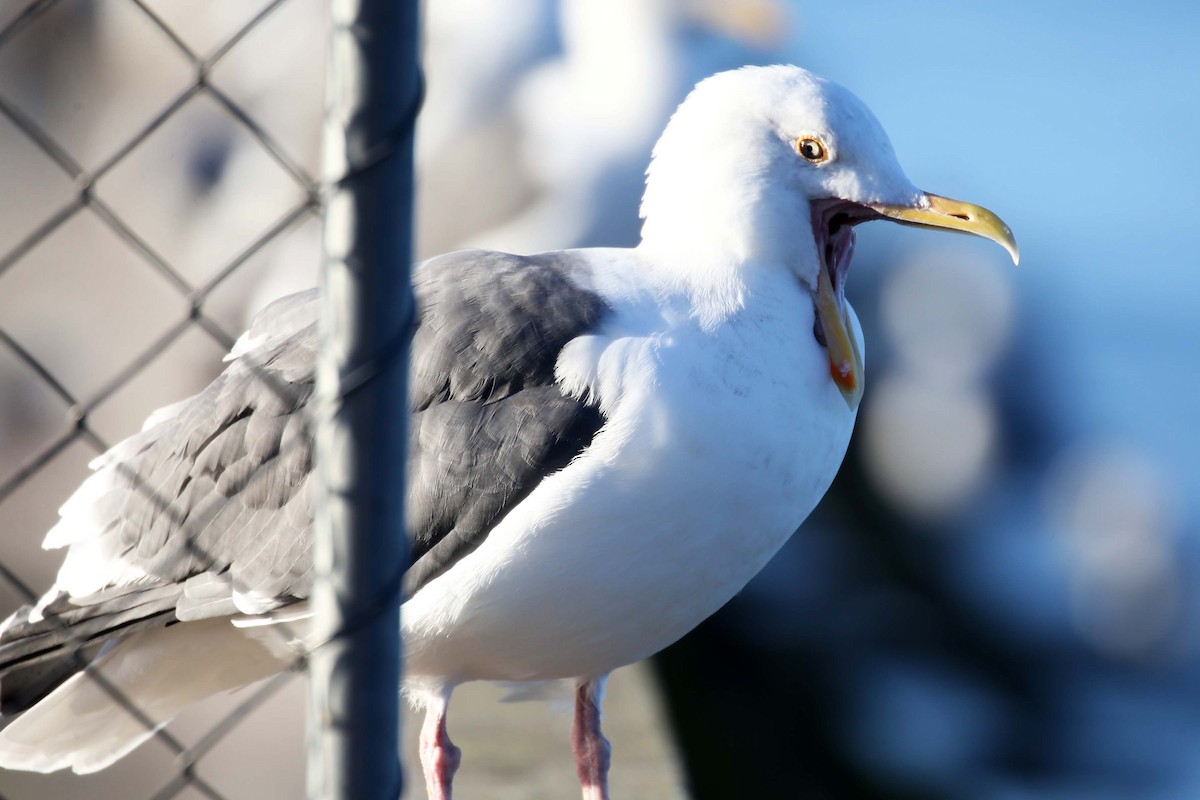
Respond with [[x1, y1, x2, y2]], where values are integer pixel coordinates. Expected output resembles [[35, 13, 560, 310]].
[[309, 1, 420, 799]]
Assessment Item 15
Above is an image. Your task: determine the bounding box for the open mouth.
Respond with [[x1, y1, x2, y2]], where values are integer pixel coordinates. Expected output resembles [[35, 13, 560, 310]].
[[805, 193, 1016, 411], [810, 200, 873, 347], [808, 199, 876, 409]]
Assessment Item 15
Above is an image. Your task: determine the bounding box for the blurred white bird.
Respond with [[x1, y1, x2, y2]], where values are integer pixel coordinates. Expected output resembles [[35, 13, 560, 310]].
[[470, 0, 792, 254]]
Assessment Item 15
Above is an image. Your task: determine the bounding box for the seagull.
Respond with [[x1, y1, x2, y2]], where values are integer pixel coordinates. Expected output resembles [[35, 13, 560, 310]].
[[0, 65, 1016, 799]]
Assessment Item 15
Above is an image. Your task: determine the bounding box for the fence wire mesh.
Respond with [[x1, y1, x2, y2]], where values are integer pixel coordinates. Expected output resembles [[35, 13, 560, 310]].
[[0, 1, 392, 798]]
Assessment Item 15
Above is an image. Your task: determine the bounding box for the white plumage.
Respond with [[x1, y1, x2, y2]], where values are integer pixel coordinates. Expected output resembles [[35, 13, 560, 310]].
[[402, 249, 861, 688]]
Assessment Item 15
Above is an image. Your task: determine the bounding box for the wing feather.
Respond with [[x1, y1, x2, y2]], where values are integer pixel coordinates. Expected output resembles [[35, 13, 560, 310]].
[[0, 249, 609, 709]]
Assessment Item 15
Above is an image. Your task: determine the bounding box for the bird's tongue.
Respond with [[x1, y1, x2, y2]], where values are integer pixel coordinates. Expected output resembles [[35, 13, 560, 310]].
[[814, 226, 864, 410]]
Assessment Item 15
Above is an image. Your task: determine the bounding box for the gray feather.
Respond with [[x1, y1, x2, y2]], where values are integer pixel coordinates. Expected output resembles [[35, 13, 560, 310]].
[[0, 249, 609, 710]]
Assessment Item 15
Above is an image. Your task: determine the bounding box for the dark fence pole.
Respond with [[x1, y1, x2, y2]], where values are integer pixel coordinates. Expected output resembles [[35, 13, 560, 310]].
[[308, 1, 420, 798]]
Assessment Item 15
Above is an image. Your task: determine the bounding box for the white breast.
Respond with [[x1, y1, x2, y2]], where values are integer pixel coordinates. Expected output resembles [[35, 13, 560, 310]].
[[402, 266, 860, 686]]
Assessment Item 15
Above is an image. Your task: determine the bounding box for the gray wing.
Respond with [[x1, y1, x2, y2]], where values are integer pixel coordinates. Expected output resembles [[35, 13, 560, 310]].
[[0, 249, 609, 712], [405, 250, 607, 591]]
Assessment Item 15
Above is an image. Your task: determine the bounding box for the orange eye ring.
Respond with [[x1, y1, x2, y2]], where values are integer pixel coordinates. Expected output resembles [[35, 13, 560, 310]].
[[796, 136, 829, 163]]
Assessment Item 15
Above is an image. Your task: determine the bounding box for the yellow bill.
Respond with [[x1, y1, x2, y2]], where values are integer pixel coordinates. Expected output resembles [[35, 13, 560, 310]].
[[815, 262, 864, 410], [871, 193, 1020, 266], [815, 192, 1016, 411]]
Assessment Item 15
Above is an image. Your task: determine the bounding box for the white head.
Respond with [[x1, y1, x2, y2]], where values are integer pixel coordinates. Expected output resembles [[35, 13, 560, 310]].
[[638, 65, 1017, 408]]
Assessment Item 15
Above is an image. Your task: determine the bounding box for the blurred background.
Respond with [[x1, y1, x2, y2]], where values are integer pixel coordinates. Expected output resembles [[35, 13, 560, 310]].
[[1, 0, 1198, 798]]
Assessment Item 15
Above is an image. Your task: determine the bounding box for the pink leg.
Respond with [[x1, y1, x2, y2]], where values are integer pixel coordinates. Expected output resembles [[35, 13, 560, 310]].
[[572, 676, 612, 800], [419, 692, 461, 800]]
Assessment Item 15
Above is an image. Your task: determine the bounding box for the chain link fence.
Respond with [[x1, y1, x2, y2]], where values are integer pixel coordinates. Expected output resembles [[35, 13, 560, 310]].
[[0, 1, 408, 797]]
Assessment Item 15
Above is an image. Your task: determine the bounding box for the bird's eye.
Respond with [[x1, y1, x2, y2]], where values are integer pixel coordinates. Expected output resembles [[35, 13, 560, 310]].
[[796, 136, 829, 163]]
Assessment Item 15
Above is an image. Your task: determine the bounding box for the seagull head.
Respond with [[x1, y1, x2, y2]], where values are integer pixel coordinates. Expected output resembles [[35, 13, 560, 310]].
[[639, 65, 1018, 409]]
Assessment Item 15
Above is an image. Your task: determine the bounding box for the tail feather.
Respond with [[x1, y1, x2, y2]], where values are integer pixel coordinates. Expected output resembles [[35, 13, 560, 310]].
[[0, 585, 182, 715], [0, 618, 291, 774], [0, 637, 106, 716]]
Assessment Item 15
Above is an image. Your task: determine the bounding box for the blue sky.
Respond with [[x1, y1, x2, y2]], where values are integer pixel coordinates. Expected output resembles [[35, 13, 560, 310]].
[[785, 1, 1200, 504]]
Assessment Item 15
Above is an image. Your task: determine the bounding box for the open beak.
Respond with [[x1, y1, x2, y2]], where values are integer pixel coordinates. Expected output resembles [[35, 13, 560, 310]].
[[815, 192, 1017, 411]]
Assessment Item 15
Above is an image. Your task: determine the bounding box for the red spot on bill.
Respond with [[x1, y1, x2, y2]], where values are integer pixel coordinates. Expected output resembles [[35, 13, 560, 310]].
[[830, 358, 856, 389]]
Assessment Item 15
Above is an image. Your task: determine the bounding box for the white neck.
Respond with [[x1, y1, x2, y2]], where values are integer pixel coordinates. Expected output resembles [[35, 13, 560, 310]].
[[636, 136, 819, 328]]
